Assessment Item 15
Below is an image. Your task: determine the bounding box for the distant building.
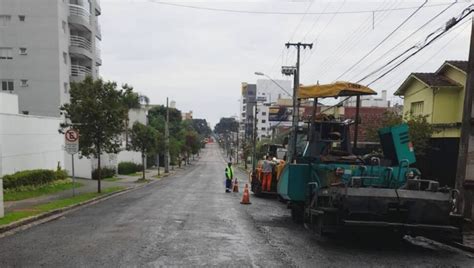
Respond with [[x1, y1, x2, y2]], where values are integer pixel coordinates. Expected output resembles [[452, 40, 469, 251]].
[[395, 60, 467, 187], [0, 0, 102, 117], [170, 100, 176, 109], [240, 83, 257, 140], [344, 90, 390, 107], [182, 110, 193, 120]]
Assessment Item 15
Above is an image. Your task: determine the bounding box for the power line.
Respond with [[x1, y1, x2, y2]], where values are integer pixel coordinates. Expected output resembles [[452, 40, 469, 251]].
[[348, 0, 459, 82], [147, 1, 465, 16], [365, 5, 473, 86], [334, 0, 429, 81]]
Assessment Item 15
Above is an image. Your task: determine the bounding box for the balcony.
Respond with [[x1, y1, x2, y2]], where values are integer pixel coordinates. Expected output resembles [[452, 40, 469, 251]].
[[71, 64, 92, 78], [69, 4, 91, 30], [95, 47, 102, 66], [70, 35, 92, 51]]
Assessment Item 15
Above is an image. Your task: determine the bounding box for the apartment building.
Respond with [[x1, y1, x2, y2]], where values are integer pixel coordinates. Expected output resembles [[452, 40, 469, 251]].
[[0, 0, 102, 116]]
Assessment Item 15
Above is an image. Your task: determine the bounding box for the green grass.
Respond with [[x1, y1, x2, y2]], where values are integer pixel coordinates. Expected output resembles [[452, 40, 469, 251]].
[[131, 172, 144, 177], [103, 177, 122, 182], [0, 186, 126, 227], [4, 181, 83, 202]]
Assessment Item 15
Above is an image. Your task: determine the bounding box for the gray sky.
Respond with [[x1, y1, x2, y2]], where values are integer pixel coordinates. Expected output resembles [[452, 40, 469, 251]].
[[99, 0, 472, 126]]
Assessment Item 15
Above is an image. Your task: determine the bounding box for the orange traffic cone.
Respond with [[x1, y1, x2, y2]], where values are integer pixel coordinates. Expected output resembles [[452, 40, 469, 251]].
[[233, 178, 239, 193], [240, 183, 251, 205]]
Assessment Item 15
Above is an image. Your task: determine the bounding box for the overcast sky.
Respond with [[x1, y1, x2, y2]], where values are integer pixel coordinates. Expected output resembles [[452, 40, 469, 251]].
[[99, 0, 472, 126]]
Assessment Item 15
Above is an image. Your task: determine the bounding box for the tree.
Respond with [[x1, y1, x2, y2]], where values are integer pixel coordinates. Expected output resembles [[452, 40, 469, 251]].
[[129, 122, 159, 180], [60, 77, 126, 193], [214, 117, 239, 134]]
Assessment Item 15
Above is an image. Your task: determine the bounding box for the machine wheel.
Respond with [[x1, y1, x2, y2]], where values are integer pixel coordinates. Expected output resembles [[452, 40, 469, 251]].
[[291, 203, 304, 223]]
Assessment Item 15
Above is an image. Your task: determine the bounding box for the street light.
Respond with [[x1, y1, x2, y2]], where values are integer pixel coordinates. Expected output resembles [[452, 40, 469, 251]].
[[254, 71, 292, 97]]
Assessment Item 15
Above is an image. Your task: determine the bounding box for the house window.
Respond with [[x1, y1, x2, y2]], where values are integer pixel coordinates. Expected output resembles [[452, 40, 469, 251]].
[[0, 15, 11, 26], [0, 48, 13, 59], [410, 101, 424, 116], [1, 80, 14, 91], [20, 79, 28, 87], [19, 47, 27, 55], [18, 15, 25, 21]]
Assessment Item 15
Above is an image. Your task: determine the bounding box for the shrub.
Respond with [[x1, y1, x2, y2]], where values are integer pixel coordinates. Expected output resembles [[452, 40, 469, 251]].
[[118, 162, 143, 175], [92, 167, 116, 180], [2, 169, 68, 190]]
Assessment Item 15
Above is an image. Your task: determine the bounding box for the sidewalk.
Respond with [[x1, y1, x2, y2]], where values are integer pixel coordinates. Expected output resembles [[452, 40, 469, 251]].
[[4, 166, 183, 214]]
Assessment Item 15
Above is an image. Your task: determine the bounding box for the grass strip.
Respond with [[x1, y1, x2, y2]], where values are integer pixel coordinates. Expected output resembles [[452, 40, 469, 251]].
[[0, 186, 125, 226], [4, 181, 83, 202], [103, 177, 122, 182]]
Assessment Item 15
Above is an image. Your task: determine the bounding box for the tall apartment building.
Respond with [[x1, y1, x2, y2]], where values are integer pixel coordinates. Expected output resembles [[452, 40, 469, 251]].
[[0, 0, 102, 116], [240, 83, 256, 140]]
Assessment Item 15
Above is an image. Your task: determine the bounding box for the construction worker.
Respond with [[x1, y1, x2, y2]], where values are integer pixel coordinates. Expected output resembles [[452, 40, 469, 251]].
[[225, 162, 234, 193], [261, 155, 273, 192]]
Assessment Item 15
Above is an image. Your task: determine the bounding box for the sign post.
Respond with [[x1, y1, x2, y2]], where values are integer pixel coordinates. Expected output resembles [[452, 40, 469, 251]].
[[65, 129, 79, 197]]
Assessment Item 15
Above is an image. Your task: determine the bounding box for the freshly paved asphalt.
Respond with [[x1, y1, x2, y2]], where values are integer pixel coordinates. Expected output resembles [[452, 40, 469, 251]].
[[0, 144, 473, 267]]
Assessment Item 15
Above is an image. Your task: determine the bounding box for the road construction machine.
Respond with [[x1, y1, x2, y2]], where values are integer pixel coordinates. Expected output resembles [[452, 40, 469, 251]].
[[277, 82, 463, 242]]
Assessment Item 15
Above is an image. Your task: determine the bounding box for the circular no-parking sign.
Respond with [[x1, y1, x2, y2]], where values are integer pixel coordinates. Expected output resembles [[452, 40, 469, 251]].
[[65, 129, 79, 154]]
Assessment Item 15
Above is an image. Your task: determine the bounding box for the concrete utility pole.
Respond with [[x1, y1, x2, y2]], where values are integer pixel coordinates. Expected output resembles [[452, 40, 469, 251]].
[[455, 18, 474, 219], [285, 42, 313, 163], [252, 104, 258, 171], [164, 97, 170, 173]]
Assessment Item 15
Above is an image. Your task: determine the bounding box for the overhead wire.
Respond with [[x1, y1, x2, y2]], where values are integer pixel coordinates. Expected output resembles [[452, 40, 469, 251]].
[[147, 1, 466, 16], [314, 0, 400, 77], [348, 0, 459, 82], [334, 0, 429, 81]]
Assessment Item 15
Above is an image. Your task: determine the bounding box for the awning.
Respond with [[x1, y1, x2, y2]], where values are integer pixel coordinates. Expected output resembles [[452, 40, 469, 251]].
[[297, 81, 377, 99]]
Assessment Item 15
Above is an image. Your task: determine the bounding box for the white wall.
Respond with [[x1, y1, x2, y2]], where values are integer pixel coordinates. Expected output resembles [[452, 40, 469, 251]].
[[117, 150, 142, 165], [0, 112, 64, 176], [0, 92, 19, 114]]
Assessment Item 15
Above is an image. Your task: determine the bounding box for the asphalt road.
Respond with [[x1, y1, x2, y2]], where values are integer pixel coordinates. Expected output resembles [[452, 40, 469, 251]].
[[0, 144, 473, 267]]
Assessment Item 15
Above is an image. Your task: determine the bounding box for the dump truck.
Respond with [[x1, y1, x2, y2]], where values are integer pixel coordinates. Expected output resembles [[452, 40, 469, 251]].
[[277, 82, 463, 242]]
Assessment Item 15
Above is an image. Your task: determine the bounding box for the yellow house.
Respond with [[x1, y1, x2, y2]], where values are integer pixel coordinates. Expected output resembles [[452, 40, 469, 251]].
[[394, 60, 467, 187], [395, 60, 467, 138]]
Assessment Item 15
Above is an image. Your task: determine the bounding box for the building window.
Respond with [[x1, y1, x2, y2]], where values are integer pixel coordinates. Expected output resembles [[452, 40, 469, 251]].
[[0, 15, 11, 26], [261, 127, 266, 131], [18, 15, 25, 21], [63, 52, 68, 64], [262, 112, 267, 116], [19, 47, 27, 55], [0, 48, 13, 59], [410, 101, 424, 116], [62, 21, 67, 33], [1, 80, 14, 91], [20, 80, 28, 87], [262, 120, 266, 123], [64, 83, 68, 93]]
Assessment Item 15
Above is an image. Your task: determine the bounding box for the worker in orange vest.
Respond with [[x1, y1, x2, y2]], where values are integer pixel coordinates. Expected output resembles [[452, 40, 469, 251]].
[[261, 155, 273, 192]]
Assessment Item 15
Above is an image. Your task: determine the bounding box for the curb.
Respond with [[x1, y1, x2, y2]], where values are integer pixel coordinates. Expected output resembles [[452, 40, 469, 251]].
[[451, 241, 474, 253]]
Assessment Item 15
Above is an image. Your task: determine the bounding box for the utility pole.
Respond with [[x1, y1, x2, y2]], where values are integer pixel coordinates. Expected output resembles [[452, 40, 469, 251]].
[[455, 17, 474, 219], [164, 97, 170, 173], [284, 42, 313, 163], [252, 104, 258, 171]]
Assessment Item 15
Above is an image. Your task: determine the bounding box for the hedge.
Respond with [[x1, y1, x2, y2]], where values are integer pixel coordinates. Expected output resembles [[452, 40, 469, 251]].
[[2, 169, 69, 190], [92, 167, 116, 180], [118, 162, 143, 175]]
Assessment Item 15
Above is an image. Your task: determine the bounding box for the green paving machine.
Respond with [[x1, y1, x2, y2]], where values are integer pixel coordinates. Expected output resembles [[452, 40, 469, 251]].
[[277, 82, 463, 242]]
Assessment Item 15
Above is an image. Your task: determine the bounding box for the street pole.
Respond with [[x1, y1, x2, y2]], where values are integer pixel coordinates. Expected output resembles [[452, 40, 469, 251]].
[[285, 42, 313, 163], [165, 97, 170, 173], [455, 17, 474, 219], [236, 131, 239, 164], [353, 95, 361, 152], [71, 154, 75, 197]]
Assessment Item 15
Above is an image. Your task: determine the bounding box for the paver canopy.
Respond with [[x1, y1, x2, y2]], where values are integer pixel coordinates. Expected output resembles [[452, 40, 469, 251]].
[[297, 81, 377, 99]]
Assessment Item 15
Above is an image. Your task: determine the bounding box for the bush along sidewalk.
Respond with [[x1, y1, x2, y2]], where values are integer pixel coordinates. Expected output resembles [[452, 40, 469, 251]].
[[2, 169, 68, 190], [118, 162, 143, 175], [4, 179, 83, 202], [91, 167, 116, 180]]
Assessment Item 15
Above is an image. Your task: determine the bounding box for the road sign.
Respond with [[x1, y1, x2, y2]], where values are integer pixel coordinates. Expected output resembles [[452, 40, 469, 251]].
[[65, 129, 79, 155]]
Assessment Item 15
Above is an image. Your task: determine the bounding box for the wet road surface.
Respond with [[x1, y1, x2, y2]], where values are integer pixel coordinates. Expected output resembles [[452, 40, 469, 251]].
[[0, 144, 473, 267]]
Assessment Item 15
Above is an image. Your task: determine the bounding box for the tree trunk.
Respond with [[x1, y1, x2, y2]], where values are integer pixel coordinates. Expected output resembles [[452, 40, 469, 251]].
[[142, 152, 146, 180], [97, 145, 102, 193]]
